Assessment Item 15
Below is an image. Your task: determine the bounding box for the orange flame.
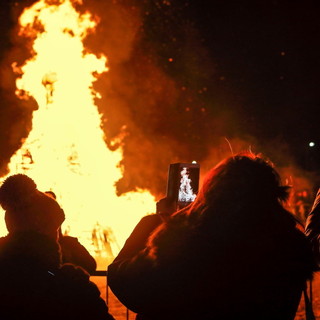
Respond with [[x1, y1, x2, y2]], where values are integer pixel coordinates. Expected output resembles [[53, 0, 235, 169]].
[[0, 0, 156, 264]]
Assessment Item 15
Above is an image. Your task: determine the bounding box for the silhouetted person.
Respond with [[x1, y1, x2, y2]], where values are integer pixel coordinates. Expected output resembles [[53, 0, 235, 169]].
[[0, 174, 114, 320], [58, 228, 97, 274], [92, 222, 115, 260], [108, 152, 315, 320], [45, 190, 97, 274], [305, 188, 320, 269]]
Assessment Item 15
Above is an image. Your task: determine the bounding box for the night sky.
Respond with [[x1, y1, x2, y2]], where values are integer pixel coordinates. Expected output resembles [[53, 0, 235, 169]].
[[1, 0, 320, 197], [140, 1, 320, 167]]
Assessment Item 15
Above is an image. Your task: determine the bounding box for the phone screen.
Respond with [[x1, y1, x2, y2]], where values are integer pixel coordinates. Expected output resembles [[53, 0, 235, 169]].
[[167, 162, 200, 208]]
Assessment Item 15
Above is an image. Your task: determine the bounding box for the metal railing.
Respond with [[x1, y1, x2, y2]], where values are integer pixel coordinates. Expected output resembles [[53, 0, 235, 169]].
[[91, 270, 132, 320]]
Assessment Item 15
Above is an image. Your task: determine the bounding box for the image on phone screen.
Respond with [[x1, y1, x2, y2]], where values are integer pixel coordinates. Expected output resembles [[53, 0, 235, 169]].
[[167, 163, 200, 208]]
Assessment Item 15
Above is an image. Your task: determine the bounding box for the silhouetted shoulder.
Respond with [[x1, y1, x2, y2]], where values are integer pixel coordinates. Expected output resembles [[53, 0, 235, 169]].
[[59, 235, 97, 274]]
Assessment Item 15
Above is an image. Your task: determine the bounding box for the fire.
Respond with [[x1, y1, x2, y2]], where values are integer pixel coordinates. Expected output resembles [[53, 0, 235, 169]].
[[0, 0, 156, 265]]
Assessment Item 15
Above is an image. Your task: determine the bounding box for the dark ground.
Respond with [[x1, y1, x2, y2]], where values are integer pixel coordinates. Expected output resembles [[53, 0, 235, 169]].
[[91, 271, 320, 320]]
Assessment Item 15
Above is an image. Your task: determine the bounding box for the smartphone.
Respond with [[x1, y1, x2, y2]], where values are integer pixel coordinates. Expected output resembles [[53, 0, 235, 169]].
[[166, 162, 200, 209]]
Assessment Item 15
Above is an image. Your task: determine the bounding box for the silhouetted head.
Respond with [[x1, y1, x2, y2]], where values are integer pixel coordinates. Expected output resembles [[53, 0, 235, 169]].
[[189, 152, 291, 223], [0, 174, 65, 240]]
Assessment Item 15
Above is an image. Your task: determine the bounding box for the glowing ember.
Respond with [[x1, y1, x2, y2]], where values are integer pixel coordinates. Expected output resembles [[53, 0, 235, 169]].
[[0, 0, 156, 265]]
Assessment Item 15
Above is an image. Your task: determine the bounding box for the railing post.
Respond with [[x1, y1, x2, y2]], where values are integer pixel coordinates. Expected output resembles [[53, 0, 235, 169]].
[[106, 271, 109, 305], [92, 270, 132, 320]]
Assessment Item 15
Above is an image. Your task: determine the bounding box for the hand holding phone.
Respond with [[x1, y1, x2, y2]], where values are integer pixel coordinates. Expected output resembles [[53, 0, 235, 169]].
[[156, 197, 177, 217]]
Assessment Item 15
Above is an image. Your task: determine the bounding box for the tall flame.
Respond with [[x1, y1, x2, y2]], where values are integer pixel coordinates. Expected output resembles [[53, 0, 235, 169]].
[[1, 0, 156, 265]]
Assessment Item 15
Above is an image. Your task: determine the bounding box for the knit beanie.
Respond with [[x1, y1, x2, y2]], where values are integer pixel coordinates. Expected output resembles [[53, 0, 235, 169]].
[[0, 174, 65, 239]]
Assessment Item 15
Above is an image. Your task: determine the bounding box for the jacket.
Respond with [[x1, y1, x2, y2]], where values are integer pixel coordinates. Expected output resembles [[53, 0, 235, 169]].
[[108, 208, 315, 320], [0, 231, 114, 320]]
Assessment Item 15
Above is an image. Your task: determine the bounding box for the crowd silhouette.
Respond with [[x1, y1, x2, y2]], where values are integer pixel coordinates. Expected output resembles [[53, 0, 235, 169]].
[[1, 152, 320, 320], [0, 174, 114, 320]]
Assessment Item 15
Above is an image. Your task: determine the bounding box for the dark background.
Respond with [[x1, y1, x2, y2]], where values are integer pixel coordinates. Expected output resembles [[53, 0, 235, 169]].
[[1, 0, 320, 197], [138, 0, 320, 168]]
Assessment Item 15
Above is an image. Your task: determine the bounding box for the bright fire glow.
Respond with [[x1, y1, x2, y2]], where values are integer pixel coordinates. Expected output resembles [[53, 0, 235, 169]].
[[0, 0, 156, 265]]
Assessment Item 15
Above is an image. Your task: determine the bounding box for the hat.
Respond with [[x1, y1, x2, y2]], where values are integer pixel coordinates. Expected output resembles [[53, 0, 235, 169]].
[[0, 174, 65, 239]]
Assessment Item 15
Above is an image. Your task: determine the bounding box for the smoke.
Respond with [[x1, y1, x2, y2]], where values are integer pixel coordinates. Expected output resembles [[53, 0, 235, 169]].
[[81, 0, 235, 197], [0, 0, 38, 175]]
